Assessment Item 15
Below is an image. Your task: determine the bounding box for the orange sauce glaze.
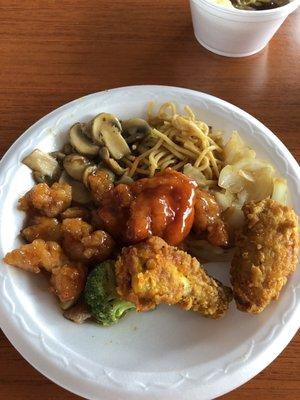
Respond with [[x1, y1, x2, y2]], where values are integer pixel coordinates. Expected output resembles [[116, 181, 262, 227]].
[[98, 169, 197, 246]]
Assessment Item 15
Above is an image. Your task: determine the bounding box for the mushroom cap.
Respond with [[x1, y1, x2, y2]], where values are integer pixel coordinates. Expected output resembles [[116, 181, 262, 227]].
[[69, 123, 99, 157], [121, 118, 151, 144], [63, 154, 91, 181], [91, 113, 130, 160], [99, 146, 126, 176], [82, 165, 98, 188], [59, 171, 92, 204]]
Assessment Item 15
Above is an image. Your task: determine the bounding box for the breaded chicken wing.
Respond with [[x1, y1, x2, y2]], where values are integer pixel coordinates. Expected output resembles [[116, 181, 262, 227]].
[[115, 236, 232, 318], [19, 182, 72, 217], [193, 188, 229, 247], [231, 199, 299, 313]]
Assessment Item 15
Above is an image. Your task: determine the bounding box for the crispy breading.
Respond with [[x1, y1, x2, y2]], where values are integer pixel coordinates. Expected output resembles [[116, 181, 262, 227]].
[[50, 264, 87, 303], [230, 199, 299, 313], [19, 182, 72, 217], [193, 188, 229, 247], [4, 239, 68, 273], [21, 216, 61, 242], [61, 218, 115, 263], [115, 236, 232, 318]]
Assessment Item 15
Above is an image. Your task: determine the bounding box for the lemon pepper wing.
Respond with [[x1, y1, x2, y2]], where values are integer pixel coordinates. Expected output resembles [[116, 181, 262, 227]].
[[115, 236, 232, 318], [230, 199, 299, 313]]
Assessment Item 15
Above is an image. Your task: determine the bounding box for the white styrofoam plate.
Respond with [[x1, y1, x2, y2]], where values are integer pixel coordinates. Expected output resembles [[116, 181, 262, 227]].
[[0, 85, 299, 400]]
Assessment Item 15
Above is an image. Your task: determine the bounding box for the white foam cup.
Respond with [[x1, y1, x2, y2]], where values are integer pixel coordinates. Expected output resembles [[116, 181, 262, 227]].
[[190, 0, 300, 57]]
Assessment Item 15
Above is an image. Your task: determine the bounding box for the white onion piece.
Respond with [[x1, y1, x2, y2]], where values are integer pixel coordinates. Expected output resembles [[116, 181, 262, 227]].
[[271, 178, 288, 204]]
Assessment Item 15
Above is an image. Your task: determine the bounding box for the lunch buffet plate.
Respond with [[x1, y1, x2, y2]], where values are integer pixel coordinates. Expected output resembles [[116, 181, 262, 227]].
[[0, 85, 299, 400]]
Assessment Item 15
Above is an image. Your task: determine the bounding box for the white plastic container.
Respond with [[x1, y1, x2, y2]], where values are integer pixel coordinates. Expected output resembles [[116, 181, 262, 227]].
[[190, 0, 300, 57]]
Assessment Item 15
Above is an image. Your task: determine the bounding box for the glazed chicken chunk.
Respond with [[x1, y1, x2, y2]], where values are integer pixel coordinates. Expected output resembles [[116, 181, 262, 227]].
[[61, 206, 91, 221], [19, 182, 72, 217], [4, 239, 67, 273], [116, 236, 232, 318], [21, 216, 62, 243], [99, 169, 197, 246], [4, 239, 87, 303], [50, 264, 87, 303], [87, 170, 114, 205], [193, 188, 229, 247], [231, 199, 299, 313], [61, 218, 115, 263]]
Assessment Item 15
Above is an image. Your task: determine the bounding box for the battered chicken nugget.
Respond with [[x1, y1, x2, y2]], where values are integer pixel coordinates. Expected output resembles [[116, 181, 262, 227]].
[[4, 239, 67, 273], [61, 206, 91, 221], [4, 239, 87, 304], [61, 218, 115, 263], [87, 170, 114, 205], [116, 236, 232, 318], [50, 264, 87, 303], [19, 182, 72, 217], [231, 199, 299, 313], [22, 216, 62, 242], [193, 188, 229, 247]]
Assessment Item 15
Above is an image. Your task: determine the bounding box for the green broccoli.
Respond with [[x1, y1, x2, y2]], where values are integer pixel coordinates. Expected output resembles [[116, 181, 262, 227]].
[[84, 260, 135, 326]]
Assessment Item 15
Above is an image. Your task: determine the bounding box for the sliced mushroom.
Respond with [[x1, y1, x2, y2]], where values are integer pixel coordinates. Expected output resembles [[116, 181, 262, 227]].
[[116, 174, 134, 185], [98, 162, 116, 182], [32, 171, 55, 185], [63, 154, 91, 181], [90, 113, 130, 159], [121, 118, 151, 144], [22, 149, 60, 181], [62, 143, 74, 155], [82, 165, 98, 188], [69, 123, 99, 157], [50, 151, 66, 165], [99, 146, 126, 176], [63, 301, 92, 323], [59, 171, 92, 204]]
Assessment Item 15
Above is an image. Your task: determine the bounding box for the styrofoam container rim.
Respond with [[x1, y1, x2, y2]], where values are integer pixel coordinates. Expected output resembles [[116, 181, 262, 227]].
[[191, 0, 300, 19]]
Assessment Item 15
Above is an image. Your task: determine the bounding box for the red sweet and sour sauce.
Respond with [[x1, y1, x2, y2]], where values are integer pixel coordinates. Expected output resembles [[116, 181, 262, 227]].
[[98, 169, 197, 246]]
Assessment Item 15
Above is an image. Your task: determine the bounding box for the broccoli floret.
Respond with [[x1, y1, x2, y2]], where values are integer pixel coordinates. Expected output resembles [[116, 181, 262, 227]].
[[84, 260, 135, 326]]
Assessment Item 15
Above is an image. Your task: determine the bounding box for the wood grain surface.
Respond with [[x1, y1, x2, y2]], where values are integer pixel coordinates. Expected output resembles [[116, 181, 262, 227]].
[[0, 1, 299, 399]]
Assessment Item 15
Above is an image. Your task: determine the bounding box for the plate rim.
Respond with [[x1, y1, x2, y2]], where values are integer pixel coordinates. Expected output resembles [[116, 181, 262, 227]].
[[0, 84, 299, 400]]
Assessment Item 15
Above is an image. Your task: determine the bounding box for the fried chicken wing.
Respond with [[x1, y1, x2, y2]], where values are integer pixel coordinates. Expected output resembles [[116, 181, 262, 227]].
[[61, 218, 115, 263], [19, 182, 72, 217], [115, 236, 232, 318], [231, 199, 299, 313], [193, 188, 229, 247], [21, 216, 62, 242], [4, 239, 68, 273]]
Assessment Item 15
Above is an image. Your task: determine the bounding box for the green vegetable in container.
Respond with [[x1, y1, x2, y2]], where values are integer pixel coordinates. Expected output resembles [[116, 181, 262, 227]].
[[231, 0, 289, 10], [84, 261, 135, 326]]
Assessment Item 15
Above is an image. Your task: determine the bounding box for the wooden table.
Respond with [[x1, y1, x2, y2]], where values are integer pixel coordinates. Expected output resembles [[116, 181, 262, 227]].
[[0, 1, 299, 399]]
